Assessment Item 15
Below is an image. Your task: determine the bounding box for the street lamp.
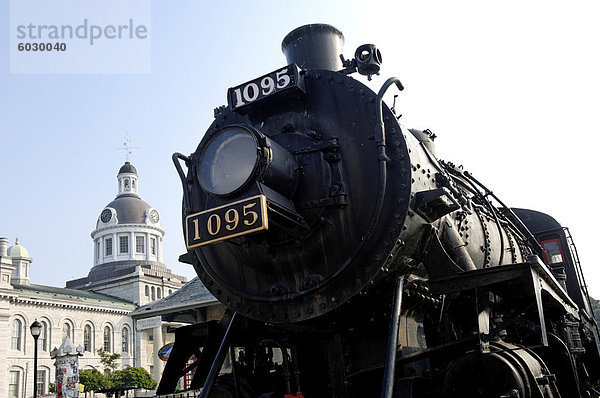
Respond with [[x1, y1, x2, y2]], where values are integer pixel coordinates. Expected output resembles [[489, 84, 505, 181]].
[[30, 320, 42, 398]]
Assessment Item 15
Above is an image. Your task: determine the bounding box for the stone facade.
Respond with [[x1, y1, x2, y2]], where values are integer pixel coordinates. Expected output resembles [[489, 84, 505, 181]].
[[1, 162, 191, 397], [1, 247, 136, 397]]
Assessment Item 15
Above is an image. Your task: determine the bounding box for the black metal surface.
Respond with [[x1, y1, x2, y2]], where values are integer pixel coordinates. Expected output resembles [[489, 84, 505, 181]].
[[198, 311, 238, 398], [186, 68, 412, 323], [281, 24, 344, 71], [160, 24, 600, 398], [380, 276, 404, 398]]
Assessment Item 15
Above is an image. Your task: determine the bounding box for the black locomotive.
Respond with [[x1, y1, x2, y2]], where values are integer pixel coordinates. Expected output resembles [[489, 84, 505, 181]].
[[159, 24, 600, 398]]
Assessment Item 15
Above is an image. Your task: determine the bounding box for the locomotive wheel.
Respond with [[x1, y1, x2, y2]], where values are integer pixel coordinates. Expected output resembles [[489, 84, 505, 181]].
[[442, 350, 529, 398]]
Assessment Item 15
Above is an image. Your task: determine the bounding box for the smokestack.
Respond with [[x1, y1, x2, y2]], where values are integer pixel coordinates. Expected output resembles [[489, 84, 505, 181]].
[[0, 237, 8, 257], [281, 24, 344, 71]]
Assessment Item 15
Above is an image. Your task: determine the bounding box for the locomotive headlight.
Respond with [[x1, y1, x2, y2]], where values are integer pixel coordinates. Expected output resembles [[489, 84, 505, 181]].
[[198, 125, 296, 197]]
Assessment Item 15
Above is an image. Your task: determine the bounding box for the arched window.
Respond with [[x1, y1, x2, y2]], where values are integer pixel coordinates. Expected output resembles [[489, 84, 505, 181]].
[[121, 327, 130, 353], [84, 324, 93, 352], [151, 286, 155, 300], [145, 285, 149, 297], [11, 319, 22, 350], [39, 320, 49, 351], [104, 325, 112, 352], [62, 322, 72, 341], [157, 289, 162, 299]]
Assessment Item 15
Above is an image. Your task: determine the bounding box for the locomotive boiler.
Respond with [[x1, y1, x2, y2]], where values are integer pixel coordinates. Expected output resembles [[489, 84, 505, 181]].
[[159, 24, 600, 398]]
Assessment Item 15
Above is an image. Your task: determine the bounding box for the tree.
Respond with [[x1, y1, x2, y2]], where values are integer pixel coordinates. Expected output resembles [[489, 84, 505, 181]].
[[79, 369, 108, 392], [111, 366, 158, 390], [97, 347, 121, 374]]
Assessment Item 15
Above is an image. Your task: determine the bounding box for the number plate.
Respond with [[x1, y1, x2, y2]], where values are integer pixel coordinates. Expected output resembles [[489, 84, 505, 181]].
[[185, 195, 268, 249], [227, 64, 304, 112]]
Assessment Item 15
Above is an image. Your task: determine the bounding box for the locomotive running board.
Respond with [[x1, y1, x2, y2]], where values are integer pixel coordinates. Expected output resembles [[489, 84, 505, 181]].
[[428, 256, 580, 348]]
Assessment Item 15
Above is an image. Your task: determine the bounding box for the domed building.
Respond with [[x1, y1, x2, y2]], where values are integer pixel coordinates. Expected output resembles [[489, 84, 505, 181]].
[[0, 161, 198, 397], [67, 162, 187, 306], [6, 239, 31, 285]]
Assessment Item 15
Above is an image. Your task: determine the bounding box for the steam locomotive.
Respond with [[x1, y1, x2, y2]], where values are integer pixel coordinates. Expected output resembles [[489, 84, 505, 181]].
[[158, 24, 600, 397]]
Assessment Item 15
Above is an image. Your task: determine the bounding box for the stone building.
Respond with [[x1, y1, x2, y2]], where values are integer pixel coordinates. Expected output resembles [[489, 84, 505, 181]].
[[0, 161, 189, 397]]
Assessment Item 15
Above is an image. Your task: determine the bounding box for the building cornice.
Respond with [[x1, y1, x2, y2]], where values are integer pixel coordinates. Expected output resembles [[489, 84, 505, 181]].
[[91, 223, 165, 238], [6, 295, 134, 314]]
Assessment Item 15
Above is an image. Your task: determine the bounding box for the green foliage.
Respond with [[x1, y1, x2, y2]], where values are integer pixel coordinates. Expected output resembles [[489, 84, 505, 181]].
[[79, 369, 108, 392], [110, 366, 158, 390], [49, 382, 56, 393], [97, 347, 122, 374]]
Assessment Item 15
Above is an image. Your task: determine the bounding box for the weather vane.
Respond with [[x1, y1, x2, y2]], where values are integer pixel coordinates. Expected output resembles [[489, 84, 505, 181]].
[[117, 131, 139, 162]]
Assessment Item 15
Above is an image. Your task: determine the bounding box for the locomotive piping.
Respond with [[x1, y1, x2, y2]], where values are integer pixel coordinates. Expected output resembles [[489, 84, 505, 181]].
[[464, 171, 542, 253], [172, 152, 192, 215], [381, 275, 405, 398], [359, 77, 404, 244]]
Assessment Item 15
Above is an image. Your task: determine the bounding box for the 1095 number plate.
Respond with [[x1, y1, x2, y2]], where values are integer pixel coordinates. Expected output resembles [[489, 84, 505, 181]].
[[227, 64, 304, 112], [185, 195, 268, 248]]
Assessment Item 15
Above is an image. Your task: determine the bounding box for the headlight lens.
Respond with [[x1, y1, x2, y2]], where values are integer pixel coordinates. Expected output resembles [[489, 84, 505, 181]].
[[198, 126, 259, 196]]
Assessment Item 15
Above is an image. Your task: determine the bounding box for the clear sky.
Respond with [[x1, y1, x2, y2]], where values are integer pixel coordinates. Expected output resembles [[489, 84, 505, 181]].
[[2, 1, 600, 296]]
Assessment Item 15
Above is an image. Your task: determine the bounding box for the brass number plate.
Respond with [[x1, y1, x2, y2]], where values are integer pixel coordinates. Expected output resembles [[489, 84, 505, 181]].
[[185, 195, 268, 248]]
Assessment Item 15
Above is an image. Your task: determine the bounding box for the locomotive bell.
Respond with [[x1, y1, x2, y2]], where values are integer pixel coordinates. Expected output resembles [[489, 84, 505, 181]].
[[281, 23, 344, 71]]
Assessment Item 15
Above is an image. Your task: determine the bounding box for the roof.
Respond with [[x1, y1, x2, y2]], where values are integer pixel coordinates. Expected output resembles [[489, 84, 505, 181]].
[[105, 195, 152, 224], [132, 277, 218, 318], [118, 161, 138, 175], [7, 239, 30, 258], [10, 282, 136, 311]]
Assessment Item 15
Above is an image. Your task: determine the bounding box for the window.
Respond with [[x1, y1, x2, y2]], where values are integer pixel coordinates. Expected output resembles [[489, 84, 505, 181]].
[[84, 325, 93, 352], [145, 285, 149, 297], [150, 237, 156, 255], [136, 236, 145, 254], [96, 241, 100, 260], [542, 239, 565, 265], [62, 322, 72, 341], [124, 178, 130, 189], [157, 289, 162, 299], [122, 327, 129, 353], [39, 321, 48, 351], [11, 319, 22, 350], [119, 236, 129, 254], [169, 289, 172, 295], [151, 286, 155, 300], [9, 370, 19, 397], [37, 369, 47, 395], [105, 237, 113, 256], [104, 326, 112, 352]]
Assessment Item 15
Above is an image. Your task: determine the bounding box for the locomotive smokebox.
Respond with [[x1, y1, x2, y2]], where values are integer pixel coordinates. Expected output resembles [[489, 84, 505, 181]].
[[281, 24, 344, 71]]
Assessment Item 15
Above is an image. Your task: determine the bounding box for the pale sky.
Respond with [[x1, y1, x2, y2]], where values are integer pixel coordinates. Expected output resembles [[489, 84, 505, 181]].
[[2, 1, 600, 296]]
